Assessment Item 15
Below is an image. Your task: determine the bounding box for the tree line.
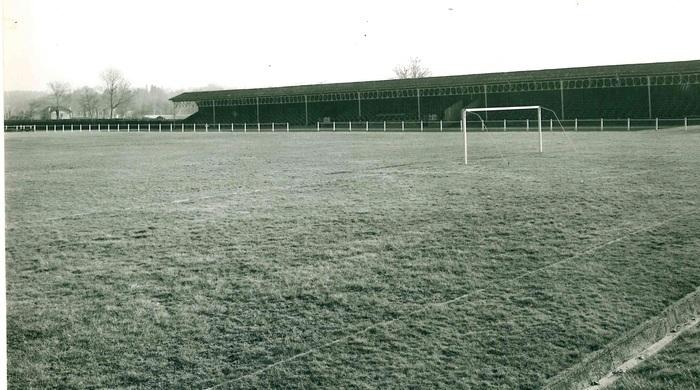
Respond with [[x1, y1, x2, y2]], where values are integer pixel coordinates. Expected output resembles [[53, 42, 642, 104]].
[[5, 59, 430, 121], [5, 68, 194, 121]]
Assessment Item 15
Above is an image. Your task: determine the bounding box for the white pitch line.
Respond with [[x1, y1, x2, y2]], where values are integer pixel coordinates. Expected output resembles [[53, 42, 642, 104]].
[[204, 212, 692, 389]]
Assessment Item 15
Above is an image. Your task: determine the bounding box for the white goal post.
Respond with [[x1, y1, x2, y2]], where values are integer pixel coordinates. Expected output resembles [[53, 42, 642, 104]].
[[461, 105, 543, 165]]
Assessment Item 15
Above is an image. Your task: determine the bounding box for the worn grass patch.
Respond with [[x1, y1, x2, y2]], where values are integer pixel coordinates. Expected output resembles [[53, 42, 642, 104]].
[[5, 130, 700, 388]]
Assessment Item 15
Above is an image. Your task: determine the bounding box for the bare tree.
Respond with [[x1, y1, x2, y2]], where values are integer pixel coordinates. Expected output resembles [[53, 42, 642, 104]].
[[101, 68, 132, 118], [393, 57, 432, 79], [76, 87, 101, 118], [48, 81, 71, 119], [28, 98, 47, 120]]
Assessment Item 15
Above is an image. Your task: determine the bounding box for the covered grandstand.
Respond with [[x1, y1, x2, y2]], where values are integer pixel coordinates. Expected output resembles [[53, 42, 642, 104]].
[[171, 60, 700, 125]]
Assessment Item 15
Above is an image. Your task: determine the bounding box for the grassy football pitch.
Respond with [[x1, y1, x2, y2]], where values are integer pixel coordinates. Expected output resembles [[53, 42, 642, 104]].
[[5, 129, 700, 388]]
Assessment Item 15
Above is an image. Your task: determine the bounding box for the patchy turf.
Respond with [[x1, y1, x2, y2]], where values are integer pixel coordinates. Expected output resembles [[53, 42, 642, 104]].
[[5, 130, 700, 388], [606, 324, 700, 390]]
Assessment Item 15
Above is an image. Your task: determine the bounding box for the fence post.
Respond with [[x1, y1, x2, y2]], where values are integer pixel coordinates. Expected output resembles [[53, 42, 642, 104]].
[[349, 121, 352, 132], [333, 122, 336, 132], [527, 119, 530, 132], [244, 123, 246, 132], [137, 123, 140, 132], [440, 120, 443, 132], [420, 120, 424, 132], [574, 118, 577, 131], [287, 122, 289, 132], [503, 119, 507, 131], [317, 122, 320, 132], [272, 122, 275, 132], [383, 121, 386, 132], [655, 118, 659, 131], [600, 118, 603, 131], [401, 121, 405, 132], [258, 123, 261, 132], [182, 123, 184, 132], [627, 118, 630, 131], [97, 124, 100, 131], [549, 119, 553, 131], [685, 117, 688, 131], [127, 123, 130, 132], [366, 121, 369, 132]]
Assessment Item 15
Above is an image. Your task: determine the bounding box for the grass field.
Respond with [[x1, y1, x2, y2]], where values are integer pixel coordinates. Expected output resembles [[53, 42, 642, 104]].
[[5, 129, 700, 388]]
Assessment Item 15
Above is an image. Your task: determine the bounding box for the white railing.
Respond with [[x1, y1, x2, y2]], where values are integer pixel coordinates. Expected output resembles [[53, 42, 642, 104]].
[[3, 118, 697, 133]]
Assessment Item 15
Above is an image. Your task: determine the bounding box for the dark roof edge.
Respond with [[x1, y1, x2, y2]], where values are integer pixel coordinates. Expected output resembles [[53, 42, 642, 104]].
[[171, 59, 700, 102]]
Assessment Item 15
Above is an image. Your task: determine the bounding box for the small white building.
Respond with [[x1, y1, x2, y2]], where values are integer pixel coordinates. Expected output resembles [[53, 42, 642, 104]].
[[47, 106, 72, 120]]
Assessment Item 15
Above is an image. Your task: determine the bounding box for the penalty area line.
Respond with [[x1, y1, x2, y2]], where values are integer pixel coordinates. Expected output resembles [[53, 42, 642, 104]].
[[204, 211, 694, 389]]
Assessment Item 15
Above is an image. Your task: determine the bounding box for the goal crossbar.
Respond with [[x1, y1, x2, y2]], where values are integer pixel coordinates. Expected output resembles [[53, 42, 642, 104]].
[[461, 105, 543, 165]]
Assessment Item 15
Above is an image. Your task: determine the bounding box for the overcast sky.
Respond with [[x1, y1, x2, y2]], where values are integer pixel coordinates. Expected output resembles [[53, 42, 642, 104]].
[[3, 0, 699, 92]]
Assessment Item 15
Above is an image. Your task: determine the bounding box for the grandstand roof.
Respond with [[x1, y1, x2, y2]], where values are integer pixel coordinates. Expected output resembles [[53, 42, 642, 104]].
[[171, 60, 700, 102]]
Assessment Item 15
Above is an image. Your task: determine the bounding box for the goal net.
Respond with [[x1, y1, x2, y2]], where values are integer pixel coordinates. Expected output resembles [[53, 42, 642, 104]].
[[461, 105, 543, 165]]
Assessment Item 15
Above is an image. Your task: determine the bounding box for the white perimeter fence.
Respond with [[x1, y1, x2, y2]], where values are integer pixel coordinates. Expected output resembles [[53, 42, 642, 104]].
[[5, 118, 699, 133]]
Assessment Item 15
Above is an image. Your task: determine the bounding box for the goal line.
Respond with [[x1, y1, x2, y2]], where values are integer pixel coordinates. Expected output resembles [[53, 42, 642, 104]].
[[461, 105, 543, 165]]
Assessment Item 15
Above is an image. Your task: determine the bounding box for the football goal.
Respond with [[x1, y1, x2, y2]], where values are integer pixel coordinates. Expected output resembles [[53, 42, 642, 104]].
[[461, 105, 543, 165]]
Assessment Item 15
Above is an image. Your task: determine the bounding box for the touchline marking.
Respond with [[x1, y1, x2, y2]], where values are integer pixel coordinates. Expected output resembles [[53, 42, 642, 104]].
[[204, 212, 692, 389]]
